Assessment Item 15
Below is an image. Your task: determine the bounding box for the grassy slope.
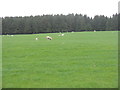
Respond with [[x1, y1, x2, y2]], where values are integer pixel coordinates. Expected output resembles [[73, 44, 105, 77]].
[[0, 36, 2, 89], [2, 31, 118, 88]]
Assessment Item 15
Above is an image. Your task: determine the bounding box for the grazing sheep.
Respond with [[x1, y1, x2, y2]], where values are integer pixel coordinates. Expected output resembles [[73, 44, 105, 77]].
[[46, 36, 52, 40], [35, 38, 38, 40], [61, 34, 64, 36], [58, 34, 64, 36]]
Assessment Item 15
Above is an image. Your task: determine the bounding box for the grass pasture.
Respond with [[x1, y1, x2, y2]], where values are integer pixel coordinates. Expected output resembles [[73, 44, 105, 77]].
[[2, 31, 118, 88]]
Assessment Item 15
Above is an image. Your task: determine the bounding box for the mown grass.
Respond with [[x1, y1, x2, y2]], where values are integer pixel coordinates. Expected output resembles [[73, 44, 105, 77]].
[[0, 35, 2, 89], [2, 31, 118, 88]]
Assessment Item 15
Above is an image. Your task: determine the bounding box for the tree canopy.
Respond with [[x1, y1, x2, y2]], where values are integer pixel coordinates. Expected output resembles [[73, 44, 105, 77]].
[[2, 13, 119, 34]]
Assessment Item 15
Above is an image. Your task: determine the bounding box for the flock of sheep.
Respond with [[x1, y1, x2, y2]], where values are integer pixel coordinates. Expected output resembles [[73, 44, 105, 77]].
[[35, 30, 97, 41], [2, 33, 65, 40], [35, 33, 65, 41], [3, 30, 97, 40], [2, 34, 14, 37]]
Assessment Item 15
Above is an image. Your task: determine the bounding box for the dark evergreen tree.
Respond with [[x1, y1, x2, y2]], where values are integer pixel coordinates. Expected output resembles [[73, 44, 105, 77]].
[[2, 13, 118, 34]]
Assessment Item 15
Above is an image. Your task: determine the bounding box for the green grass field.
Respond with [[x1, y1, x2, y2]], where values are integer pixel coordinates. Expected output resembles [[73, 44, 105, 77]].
[[2, 31, 118, 88], [0, 35, 2, 89]]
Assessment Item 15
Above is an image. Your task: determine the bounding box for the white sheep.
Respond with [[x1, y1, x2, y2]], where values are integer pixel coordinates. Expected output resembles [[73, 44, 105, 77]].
[[61, 34, 64, 36], [35, 38, 38, 40], [58, 34, 64, 36], [46, 36, 52, 40]]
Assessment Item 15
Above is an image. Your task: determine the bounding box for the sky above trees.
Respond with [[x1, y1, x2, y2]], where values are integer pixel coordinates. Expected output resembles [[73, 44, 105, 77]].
[[0, 0, 119, 18]]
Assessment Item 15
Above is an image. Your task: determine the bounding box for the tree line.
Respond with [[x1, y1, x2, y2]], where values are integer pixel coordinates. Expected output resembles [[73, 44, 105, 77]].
[[2, 13, 119, 34]]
